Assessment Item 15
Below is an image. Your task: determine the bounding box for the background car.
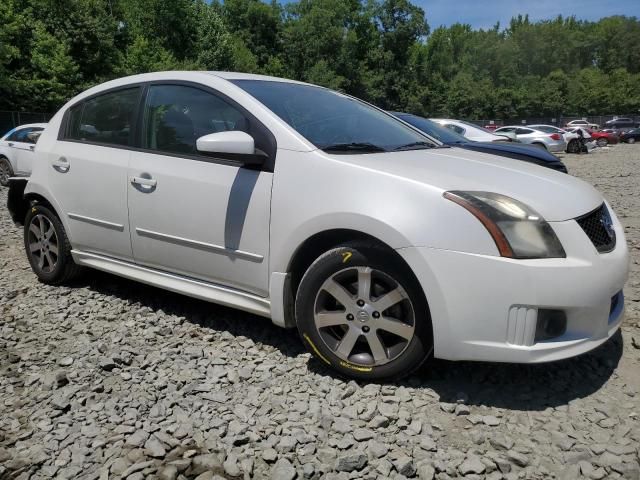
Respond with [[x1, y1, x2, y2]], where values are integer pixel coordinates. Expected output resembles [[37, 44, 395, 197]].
[[587, 129, 619, 147], [620, 128, 640, 143], [430, 119, 512, 142], [565, 119, 600, 130], [564, 127, 598, 152], [603, 117, 637, 132], [529, 124, 580, 153], [0, 123, 47, 186], [494, 126, 567, 153], [394, 113, 567, 172]]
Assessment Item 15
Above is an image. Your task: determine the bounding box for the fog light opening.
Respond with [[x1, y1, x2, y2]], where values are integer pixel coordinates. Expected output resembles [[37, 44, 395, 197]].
[[535, 309, 567, 342]]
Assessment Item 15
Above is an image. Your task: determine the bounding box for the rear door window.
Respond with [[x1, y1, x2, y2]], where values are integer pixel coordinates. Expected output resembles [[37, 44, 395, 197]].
[[65, 87, 140, 147]]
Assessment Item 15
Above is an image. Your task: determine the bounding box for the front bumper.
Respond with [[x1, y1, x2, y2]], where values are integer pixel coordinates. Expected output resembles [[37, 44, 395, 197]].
[[398, 216, 629, 363]]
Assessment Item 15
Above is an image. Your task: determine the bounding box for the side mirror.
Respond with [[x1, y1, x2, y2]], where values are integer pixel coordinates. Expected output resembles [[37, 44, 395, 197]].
[[196, 130, 255, 155], [196, 131, 265, 167]]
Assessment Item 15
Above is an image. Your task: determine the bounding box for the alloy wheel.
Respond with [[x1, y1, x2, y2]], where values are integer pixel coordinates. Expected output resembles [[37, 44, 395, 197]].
[[313, 266, 415, 367], [27, 214, 59, 273], [0, 161, 10, 185]]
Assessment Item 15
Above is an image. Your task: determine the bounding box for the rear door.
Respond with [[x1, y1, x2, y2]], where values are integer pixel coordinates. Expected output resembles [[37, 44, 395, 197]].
[[49, 86, 142, 261], [16, 127, 44, 174], [4, 127, 35, 175], [127, 83, 274, 296]]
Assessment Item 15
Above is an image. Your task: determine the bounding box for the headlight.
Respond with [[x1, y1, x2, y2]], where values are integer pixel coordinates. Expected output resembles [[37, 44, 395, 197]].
[[444, 191, 565, 259]]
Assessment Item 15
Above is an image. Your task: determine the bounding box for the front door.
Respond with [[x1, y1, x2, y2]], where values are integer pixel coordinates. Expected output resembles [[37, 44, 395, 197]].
[[127, 84, 272, 296]]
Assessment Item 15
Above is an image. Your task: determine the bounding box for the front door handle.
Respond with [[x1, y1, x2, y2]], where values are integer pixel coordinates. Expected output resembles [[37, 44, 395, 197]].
[[29, 145, 35, 151], [130, 176, 157, 188], [51, 157, 70, 173]]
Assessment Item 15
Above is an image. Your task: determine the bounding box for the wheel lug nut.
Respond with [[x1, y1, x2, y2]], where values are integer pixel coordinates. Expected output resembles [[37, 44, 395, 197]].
[[357, 300, 365, 307], [372, 311, 380, 318], [362, 326, 370, 333], [346, 314, 354, 321]]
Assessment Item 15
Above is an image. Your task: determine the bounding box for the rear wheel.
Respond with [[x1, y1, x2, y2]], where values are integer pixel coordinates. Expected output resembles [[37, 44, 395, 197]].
[[24, 204, 82, 284], [0, 157, 13, 187], [295, 243, 432, 380], [566, 139, 580, 154], [627, 137, 636, 144]]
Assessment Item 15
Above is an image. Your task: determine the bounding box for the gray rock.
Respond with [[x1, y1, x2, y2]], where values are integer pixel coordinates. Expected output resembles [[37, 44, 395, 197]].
[[336, 451, 368, 472], [144, 435, 166, 458], [393, 455, 416, 477], [459, 456, 486, 475], [506, 450, 529, 467], [271, 458, 296, 480], [353, 428, 375, 441], [157, 465, 178, 480], [125, 430, 150, 448]]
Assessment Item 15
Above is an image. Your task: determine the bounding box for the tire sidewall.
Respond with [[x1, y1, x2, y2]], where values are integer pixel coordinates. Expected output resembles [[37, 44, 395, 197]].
[[295, 245, 432, 380], [24, 204, 69, 283]]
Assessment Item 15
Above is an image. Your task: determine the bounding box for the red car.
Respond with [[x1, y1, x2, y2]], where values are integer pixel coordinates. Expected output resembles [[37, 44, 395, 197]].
[[586, 129, 619, 147]]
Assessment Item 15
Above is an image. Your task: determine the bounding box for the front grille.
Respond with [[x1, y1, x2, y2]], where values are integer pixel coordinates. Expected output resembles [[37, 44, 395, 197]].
[[576, 203, 616, 253]]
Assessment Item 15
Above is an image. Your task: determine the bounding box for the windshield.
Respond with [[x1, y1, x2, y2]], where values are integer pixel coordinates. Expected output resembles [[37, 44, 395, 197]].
[[394, 113, 467, 144], [232, 80, 434, 152]]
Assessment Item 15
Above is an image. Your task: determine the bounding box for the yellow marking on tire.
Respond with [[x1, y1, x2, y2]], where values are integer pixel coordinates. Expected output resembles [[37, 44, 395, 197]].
[[341, 252, 353, 263], [32, 207, 37, 213], [339, 361, 373, 372], [303, 333, 331, 365]]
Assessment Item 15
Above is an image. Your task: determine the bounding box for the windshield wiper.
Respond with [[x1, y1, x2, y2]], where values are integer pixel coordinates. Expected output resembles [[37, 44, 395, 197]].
[[322, 142, 387, 153], [393, 141, 437, 151]]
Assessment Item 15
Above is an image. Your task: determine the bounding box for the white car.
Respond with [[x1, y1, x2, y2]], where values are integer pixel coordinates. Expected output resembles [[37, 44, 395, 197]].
[[494, 126, 567, 153], [430, 119, 512, 142], [0, 123, 47, 186], [529, 124, 580, 153], [8, 72, 629, 380], [566, 119, 600, 131]]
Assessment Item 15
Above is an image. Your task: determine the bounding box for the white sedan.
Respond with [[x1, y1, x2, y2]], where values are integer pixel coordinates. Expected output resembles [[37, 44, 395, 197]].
[[0, 123, 47, 186], [430, 119, 513, 142], [7, 72, 629, 380]]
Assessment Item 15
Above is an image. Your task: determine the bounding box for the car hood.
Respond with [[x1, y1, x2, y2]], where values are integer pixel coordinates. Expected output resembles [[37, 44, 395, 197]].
[[453, 141, 560, 163], [333, 147, 602, 222]]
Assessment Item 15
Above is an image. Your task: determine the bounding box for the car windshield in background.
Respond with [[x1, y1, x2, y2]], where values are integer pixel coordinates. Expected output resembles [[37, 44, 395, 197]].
[[394, 114, 467, 144], [231, 80, 435, 153], [532, 126, 557, 133]]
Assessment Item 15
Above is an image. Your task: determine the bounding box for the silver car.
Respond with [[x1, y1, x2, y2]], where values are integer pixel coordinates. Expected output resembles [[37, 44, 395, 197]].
[[494, 126, 567, 153]]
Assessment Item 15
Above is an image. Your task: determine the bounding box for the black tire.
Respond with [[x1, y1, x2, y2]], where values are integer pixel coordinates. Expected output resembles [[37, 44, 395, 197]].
[[24, 204, 82, 284], [295, 243, 433, 380], [566, 139, 580, 154], [0, 157, 13, 187], [627, 137, 636, 144], [596, 138, 608, 147]]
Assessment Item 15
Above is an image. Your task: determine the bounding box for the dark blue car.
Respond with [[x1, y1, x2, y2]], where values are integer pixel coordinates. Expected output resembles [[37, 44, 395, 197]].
[[392, 113, 568, 173]]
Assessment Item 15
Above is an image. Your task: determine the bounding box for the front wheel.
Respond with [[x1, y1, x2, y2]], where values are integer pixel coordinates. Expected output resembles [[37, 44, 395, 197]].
[[295, 244, 433, 380], [0, 157, 13, 186], [627, 137, 636, 144], [596, 138, 608, 147], [24, 204, 82, 284]]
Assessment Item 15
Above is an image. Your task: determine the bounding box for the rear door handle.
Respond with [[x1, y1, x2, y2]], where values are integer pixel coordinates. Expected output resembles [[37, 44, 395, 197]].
[[130, 176, 157, 188], [51, 157, 70, 173], [7, 142, 13, 147]]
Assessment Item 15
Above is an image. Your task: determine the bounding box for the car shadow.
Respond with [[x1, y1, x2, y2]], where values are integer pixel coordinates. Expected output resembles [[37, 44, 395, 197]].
[[75, 270, 622, 410]]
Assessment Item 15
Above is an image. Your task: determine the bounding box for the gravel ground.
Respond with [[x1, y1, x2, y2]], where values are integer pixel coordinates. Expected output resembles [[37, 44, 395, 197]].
[[1, 145, 639, 480]]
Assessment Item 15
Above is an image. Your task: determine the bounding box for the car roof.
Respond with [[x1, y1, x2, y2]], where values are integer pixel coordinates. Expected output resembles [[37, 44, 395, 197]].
[[9, 123, 47, 129], [205, 71, 310, 85]]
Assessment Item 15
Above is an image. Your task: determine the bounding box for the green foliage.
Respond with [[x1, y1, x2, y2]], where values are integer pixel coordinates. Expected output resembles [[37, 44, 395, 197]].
[[0, 0, 639, 120]]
